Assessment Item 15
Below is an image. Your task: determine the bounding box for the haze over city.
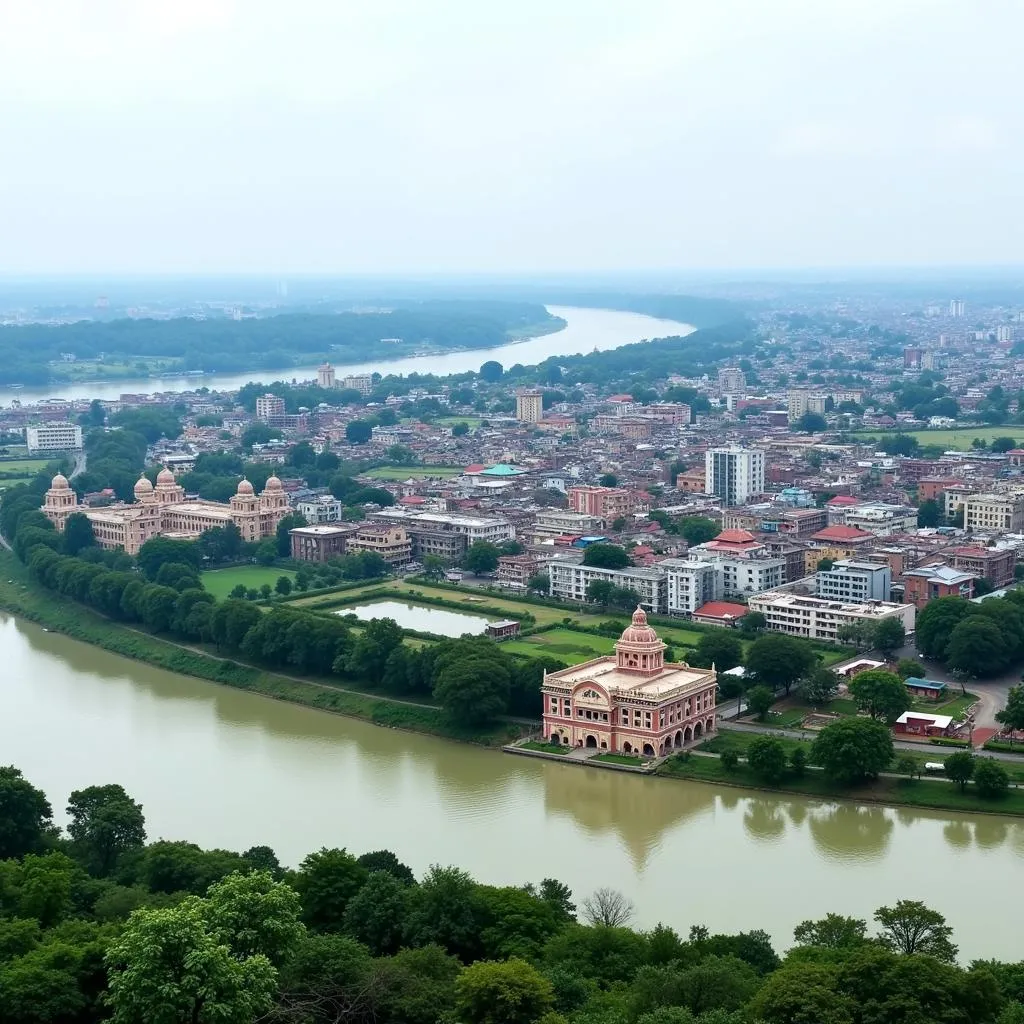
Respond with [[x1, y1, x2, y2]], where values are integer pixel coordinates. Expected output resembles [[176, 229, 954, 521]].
[[2, 0, 1021, 275]]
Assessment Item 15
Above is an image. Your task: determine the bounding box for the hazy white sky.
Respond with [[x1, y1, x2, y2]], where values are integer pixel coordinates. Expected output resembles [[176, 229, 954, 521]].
[[0, 0, 1020, 274]]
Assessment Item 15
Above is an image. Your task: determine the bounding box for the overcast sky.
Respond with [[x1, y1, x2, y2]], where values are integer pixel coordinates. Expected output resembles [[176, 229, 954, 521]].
[[1, 0, 1020, 275]]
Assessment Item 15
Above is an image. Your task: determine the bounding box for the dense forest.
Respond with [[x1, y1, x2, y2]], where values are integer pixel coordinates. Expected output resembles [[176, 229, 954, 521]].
[[0, 301, 562, 385], [2, 764, 1023, 1024]]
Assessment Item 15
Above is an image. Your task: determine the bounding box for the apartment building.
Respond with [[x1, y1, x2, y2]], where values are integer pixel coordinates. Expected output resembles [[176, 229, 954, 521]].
[[717, 366, 746, 396], [289, 524, 359, 562], [497, 553, 543, 590], [26, 422, 83, 453], [902, 564, 976, 609], [816, 559, 892, 603], [295, 496, 346, 524], [704, 447, 765, 507], [345, 524, 412, 566], [843, 503, 919, 537], [342, 374, 374, 396], [963, 493, 1024, 533], [748, 591, 915, 643], [949, 546, 1017, 588], [515, 389, 544, 423], [787, 389, 827, 421], [567, 486, 636, 520], [548, 562, 669, 614], [659, 559, 719, 616], [367, 508, 515, 544], [531, 509, 605, 540], [255, 394, 286, 420]]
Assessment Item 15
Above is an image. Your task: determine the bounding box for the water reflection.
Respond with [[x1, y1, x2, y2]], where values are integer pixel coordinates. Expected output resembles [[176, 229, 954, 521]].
[[341, 601, 489, 637], [807, 803, 894, 861], [743, 799, 787, 841]]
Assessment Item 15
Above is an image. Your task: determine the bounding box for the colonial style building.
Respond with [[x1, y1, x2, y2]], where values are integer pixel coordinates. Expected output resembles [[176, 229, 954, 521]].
[[541, 609, 717, 756], [42, 469, 290, 555]]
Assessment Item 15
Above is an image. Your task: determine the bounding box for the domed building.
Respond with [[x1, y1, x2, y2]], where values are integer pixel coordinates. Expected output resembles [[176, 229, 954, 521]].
[[42, 468, 291, 555], [541, 608, 717, 757]]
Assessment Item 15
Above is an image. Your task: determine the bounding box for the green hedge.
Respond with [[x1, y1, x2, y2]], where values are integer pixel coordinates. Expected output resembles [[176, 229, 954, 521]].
[[983, 740, 1024, 755], [928, 736, 972, 748]]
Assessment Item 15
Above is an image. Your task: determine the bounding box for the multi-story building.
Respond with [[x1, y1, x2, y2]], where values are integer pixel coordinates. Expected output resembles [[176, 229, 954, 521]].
[[26, 422, 83, 454], [949, 546, 1017, 588], [548, 562, 669, 614], [748, 590, 915, 643], [530, 509, 605, 540], [42, 469, 289, 555], [759, 507, 827, 538], [345, 524, 412, 566], [289, 524, 360, 562], [902, 564, 976, 609], [659, 559, 719, 616], [497, 553, 543, 590], [787, 389, 827, 421], [944, 485, 976, 520], [296, 496, 346, 524], [317, 363, 336, 388], [843, 502, 919, 537], [255, 394, 286, 421], [816, 559, 892, 603], [689, 529, 786, 597], [704, 447, 765, 507], [567, 486, 636, 520], [342, 374, 374, 396], [367, 508, 515, 545], [515, 388, 543, 423], [963, 493, 1024, 533], [541, 609, 717, 755], [717, 366, 746, 397]]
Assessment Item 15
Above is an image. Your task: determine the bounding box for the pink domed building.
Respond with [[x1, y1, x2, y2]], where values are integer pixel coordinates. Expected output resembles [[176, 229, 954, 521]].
[[541, 608, 717, 756]]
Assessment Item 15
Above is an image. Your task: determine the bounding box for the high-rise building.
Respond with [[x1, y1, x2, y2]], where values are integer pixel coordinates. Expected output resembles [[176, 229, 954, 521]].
[[342, 374, 374, 396], [255, 394, 286, 421], [26, 422, 83, 453], [704, 446, 765, 507], [515, 388, 543, 422], [787, 389, 827, 421], [949, 298, 965, 318], [717, 366, 746, 397], [317, 362, 336, 388]]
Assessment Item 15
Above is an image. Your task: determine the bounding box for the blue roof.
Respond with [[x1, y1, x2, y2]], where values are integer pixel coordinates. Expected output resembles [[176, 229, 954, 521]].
[[904, 677, 947, 691], [480, 463, 527, 477]]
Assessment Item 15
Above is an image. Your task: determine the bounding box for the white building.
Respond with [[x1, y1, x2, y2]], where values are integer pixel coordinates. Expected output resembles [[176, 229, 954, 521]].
[[660, 558, 719, 615], [747, 590, 915, 643], [296, 496, 346, 524], [26, 423, 83, 454], [515, 389, 543, 423], [964, 493, 1024, 533], [816, 559, 891, 603], [704, 446, 765, 507], [843, 502, 919, 536], [255, 394, 286, 420], [343, 374, 374, 396], [367, 508, 515, 544], [548, 562, 669, 614], [787, 389, 827, 421], [317, 363, 336, 388], [717, 366, 746, 397]]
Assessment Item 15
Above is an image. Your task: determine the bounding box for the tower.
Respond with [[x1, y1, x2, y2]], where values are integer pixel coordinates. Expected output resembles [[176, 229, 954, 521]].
[[42, 472, 80, 530], [317, 363, 336, 389], [614, 607, 666, 674], [705, 446, 765, 507], [515, 388, 543, 423]]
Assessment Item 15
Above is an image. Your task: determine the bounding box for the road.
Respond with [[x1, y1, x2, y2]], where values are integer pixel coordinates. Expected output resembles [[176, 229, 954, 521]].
[[69, 449, 87, 480]]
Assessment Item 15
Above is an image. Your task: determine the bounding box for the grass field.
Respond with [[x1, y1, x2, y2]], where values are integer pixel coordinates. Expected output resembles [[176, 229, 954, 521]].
[[0, 458, 54, 473], [363, 465, 464, 480], [201, 566, 296, 599], [854, 427, 1022, 451], [434, 416, 484, 429], [502, 628, 617, 663]]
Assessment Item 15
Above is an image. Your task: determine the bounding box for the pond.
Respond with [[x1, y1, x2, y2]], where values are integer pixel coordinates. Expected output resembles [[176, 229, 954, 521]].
[[338, 599, 490, 637]]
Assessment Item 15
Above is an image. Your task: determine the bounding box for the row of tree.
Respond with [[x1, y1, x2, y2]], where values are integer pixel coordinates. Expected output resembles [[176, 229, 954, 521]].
[[916, 592, 1024, 677], [2, 763, 1022, 1024]]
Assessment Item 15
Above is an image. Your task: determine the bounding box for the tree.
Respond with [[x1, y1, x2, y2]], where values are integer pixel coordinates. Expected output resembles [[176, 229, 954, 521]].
[[136, 536, 200, 581], [581, 543, 631, 570], [580, 887, 634, 927], [793, 913, 868, 949], [745, 634, 816, 696], [294, 848, 369, 932], [451, 422, 470, 436], [453, 959, 554, 1024], [896, 754, 920, 781], [747, 737, 787, 783], [463, 541, 500, 575], [66, 783, 146, 876], [343, 870, 410, 955], [479, 360, 504, 382], [433, 656, 510, 727], [423, 555, 446, 579], [740, 610, 766, 634], [693, 631, 743, 671], [527, 572, 549, 594], [915, 596, 971, 659], [895, 658, 922, 680], [585, 579, 615, 607], [996, 685, 1024, 743], [720, 749, 739, 772], [943, 751, 975, 792], [275, 575, 292, 596], [817, 557, 835, 571], [679, 517, 718, 546], [848, 669, 911, 722], [797, 665, 838, 705], [872, 617, 905, 655], [946, 617, 1010, 677], [355, 848, 416, 884], [917, 499, 942, 527], [62, 512, 96, 556], [276, 512, 307, 556], [403, 864, 482, 961], [796, 411, 827, 433], [873, 900, 958, 962], [812, 718, 893, 784], [0, 766, 53, 862], [745, 686, 774, 721], [345, 420, 374, 444], [973, 758, 1010, 798], [789, 746, 807, 777]]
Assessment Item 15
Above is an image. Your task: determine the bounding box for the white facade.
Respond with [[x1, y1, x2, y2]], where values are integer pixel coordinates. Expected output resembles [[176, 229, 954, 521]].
[[816, 559, 891, 603], [255, 394, 285, 420], [964, 493, 1024, 533], [26, 423, 83, 453], [343, 374, 374, 396], [547, 562, 669, 614], [704, 447, 765, 507], [367, 508, 515, 543], [748, 590, 915, 643], [843, 502, 919, 536], [717, 366, 746, 397], [660, 558, 720, 615], [296, 497, 346, 524]]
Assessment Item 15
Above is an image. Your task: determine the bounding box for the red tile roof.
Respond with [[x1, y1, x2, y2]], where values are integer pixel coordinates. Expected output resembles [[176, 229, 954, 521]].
[[714, 528, 757, 544], [693, 601, 750, 620], [826, 495, 860, 505], [811, 524, 873, 542]]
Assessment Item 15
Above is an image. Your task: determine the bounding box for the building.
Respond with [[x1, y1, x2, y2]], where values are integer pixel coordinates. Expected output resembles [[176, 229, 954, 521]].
[[787, 389, 827, 421], [747, 590, 915, 643], [547, 562, 669, 614], [255, 394, 286, 421], [42, 469, 289, 555], [660, 558, 719, 616], [963, 493, 1024, 533], [688, 529, 786, 597], [290, 524, 359, 562], [843, 502, 919, 537], [345, 524, 412, 566], [717, 366, 746, 397], [317, 363, 336, 388], [902, 564, 976, 608], [26, 423, 83, 454], [515, 388, 544, 423], [531, 509, 605, 540], [816, 559, 892, 603], [894, 710, 956, 738], [903, 677, 948, 701], [567, 486, 636, 520], [704, 446, 765, 507], [691, 601, 749, 627], [368, 508, 515, 545], [541, 608, 717, 755], [949, 546, 1017, 588], [485, 620, 521, 640], [949, 298, 965, 318], [342, 374, 374, 396], [497, 553, 543, 590], [296, 496, 346, 524]]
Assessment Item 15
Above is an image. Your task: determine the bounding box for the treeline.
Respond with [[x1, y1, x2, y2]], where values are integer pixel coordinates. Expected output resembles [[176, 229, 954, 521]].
[[916, 592, 1024, 677], [2, 765, 1024, 1024], [0, 301, 560, 384], [1, 482, 557, 726]]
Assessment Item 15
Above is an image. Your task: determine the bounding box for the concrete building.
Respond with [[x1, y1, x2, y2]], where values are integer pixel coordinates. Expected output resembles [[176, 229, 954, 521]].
[[964, 493, 1024, 533], [515, 388, 544, 423], [548, 562, 669, 614], [949, 546, 1017, 588], [26, 423, 83, 453], [290, 524, 359, 562], [567, 485, 636, 520], [902, 564, 976, 609], [843, 502, 919, 537], [717, 366, 746, 397], [255, 394, 286, 421], [497, 553, 543, 590], [704, 446, 765, 507], [816, 559, 892, 603], [342, 374, 374, 396], [317, 362, 336, 388], [541, 608, 717, 755], [345, 524, 412, 566], [368, 508, 515, 544], [747, 590, 915, 643], [296, 496, 346, 524], [531, 509, 605, 540], [660, 558, 719, 616], [688, 529, 786, 597], [787, 389, 827, 421]]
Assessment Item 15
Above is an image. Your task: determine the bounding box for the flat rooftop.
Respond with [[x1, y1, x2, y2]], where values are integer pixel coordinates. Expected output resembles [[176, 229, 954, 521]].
[[548, 659, 713, 700]]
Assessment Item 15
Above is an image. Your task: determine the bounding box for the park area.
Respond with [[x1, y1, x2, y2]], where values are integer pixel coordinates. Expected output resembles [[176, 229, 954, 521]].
[[362, 465, 464, 480], [854, 427, 1023, 451], [201, 566, 296, 600], [0, 457, 54, 489]]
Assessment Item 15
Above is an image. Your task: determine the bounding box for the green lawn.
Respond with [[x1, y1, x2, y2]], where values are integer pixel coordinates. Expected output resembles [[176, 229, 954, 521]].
[[502, 629, 617, 663], [434, 416, 484, 429], [201, 566, 296, 599], [0, 458, 54, 473], [854, 427, 1022, 451], [594, 752, 649, 766], [0, 476, 34, 491], [520, 740, 569, 754], [363, 465, 464, 480]]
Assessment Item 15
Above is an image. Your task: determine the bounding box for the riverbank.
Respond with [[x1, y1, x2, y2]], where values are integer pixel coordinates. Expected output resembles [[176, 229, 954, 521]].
[[0, 550, 524, 747]]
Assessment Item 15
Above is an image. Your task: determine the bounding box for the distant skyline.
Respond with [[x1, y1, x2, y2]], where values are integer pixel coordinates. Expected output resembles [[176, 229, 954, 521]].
[[1, 1, 1021, 275]]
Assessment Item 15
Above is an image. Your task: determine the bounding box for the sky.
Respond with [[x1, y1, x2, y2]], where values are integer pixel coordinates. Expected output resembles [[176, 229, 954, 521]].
[[0, 0, 1021, 275]]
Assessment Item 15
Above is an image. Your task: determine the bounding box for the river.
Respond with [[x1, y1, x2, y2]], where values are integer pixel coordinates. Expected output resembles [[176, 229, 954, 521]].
[[2, 612, 1021, 960], [1, 305, 695, 404]]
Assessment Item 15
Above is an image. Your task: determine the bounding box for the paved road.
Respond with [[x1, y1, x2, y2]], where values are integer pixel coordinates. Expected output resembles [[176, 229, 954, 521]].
[[68, 449, 87, 480]]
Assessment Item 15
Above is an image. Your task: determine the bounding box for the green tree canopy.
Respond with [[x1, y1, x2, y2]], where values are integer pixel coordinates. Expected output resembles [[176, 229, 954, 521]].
[[581, 544, 631, 570], [66, 784, 146, 877], [744, 635, 816, 696], [812, 718, 893, 785], [848, 669, 911, 722]]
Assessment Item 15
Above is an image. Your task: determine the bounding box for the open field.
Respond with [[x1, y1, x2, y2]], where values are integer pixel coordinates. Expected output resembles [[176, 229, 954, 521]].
[[201, 566, 296, 600], [0, 477, 33, 491], [501, 628, 617, 663], [362, 465, 464, 480], [434, 416, 484, 429], [0, 458, 55, 473], [854, 427, 1022, 450]]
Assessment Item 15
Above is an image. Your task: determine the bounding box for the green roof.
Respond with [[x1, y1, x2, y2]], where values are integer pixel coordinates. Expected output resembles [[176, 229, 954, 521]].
[[480, 464, 527, 476]]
